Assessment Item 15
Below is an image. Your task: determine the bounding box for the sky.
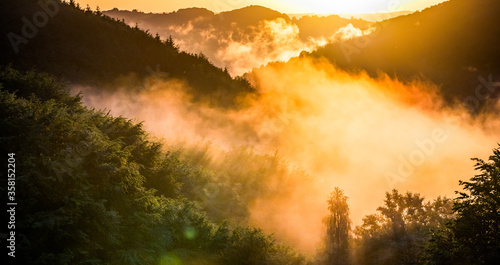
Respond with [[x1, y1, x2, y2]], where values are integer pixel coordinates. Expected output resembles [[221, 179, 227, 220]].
[[74, 0, 449, 14]]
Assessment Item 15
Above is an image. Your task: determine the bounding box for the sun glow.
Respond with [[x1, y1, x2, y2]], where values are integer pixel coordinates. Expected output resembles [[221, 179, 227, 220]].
[[283, 0, 402, 14], [75, 0, 448, 14]]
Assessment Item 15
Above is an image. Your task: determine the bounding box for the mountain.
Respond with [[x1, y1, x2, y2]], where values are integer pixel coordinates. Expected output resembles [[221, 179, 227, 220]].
[[309, 0, 500, 103], [0, 1, 310, 263], [292, 14, 369, 41], [336, 11, 413, 22], [104, 5, 291, 32], [0, 0, 254, 107], [103, 5, 292, 40], [103, 6, 371, 75], [288, 11, 412, 21], [219, 5, 291, 28]]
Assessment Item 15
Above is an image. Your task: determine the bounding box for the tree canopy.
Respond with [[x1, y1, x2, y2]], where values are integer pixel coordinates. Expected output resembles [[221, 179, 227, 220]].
[[0, 67, 308, 264]]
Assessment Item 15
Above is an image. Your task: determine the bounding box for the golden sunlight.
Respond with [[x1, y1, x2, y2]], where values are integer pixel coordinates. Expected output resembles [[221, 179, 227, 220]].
[[74, 0, 448, 14], [279, 0, 451, 14], [7, 0, 498, 263], [281, 0, 402, 14]]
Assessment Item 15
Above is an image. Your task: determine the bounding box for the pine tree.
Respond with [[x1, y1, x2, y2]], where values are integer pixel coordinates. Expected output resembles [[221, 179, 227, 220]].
[[324, 187, 351, 265]]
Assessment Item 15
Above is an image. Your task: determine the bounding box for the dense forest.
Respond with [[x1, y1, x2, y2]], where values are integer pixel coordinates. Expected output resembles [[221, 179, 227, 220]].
[[0, 67, 310, 264], [1, 0, 499, 264], [2, 59, 499, 265], [0, 0, 254, 108], [321, 164, 500, 265]]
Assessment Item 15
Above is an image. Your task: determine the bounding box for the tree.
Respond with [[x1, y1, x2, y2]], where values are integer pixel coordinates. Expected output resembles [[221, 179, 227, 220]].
[[0, 67, 308, 265], [323, 188, 351, 265], [455, 148, 500, 261], [429, 146, 500, 264], [354, 190, 453, 265]]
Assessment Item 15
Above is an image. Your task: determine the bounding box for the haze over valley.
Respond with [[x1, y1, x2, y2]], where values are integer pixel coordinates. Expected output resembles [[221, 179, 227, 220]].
[[1, 0, 499, 264]]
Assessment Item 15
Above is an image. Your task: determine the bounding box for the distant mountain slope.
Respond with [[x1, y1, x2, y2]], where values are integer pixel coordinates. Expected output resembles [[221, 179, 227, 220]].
[[288, 11, 412, 21], [310, 0, 500, 102], [0, 0, 254, 107], [336, 11, 413, 22], [219, 5, 291, 28], [104, 6, 291, 33], [292, 14, 369, 41], [104, 6, 371, 75]]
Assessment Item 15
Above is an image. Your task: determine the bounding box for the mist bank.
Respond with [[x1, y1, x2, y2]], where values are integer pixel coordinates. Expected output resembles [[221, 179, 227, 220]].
[[104, 6, 372, 76], [74, 56, 500, 252]]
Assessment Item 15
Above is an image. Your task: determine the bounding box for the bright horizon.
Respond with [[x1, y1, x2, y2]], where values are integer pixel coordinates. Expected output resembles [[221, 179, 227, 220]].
[[74, 0, 449, 14]]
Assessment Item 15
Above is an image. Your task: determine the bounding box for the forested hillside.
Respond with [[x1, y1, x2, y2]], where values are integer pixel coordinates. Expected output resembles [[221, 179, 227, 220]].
[[311, 0, 500, 102], [0, 67, 308, 264], [104, 6, 371, 75], [104, 5, 370, 42], [1, 0, 499, 264], [2, 65, 497, 264], [0, 0, 254, 107]]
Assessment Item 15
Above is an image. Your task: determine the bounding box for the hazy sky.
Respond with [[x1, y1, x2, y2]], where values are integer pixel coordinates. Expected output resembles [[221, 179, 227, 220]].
[[74, 0, 449, 14]]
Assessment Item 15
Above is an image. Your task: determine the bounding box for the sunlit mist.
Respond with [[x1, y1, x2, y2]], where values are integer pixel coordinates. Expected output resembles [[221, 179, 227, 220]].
[[5, 0, 499, 263], [74, 56, 499, 252]]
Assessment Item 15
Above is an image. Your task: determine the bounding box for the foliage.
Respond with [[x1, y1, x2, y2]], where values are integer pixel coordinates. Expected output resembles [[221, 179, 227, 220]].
[[353, 190, 453, 265], [0, 67, 306, 264], [311, 0, 500, 103], [166, 143, 312, 224], [0, 0, 255, 107], [321, 187, 351, 265], [425, 146, 500, 264]]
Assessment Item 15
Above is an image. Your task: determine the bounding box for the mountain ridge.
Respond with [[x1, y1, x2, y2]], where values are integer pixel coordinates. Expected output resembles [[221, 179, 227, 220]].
[[0, 0, 254, 107], [309, 0, 500, 102]]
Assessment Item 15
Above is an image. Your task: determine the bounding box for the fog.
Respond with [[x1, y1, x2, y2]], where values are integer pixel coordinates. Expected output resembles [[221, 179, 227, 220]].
[[171, 18, 371, 76], [105, 8, 372, 76], [74, 56, 499, 252]]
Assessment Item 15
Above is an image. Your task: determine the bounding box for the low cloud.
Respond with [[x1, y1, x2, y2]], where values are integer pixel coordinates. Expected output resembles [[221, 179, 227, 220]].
[[74, 56, 500, 252]]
